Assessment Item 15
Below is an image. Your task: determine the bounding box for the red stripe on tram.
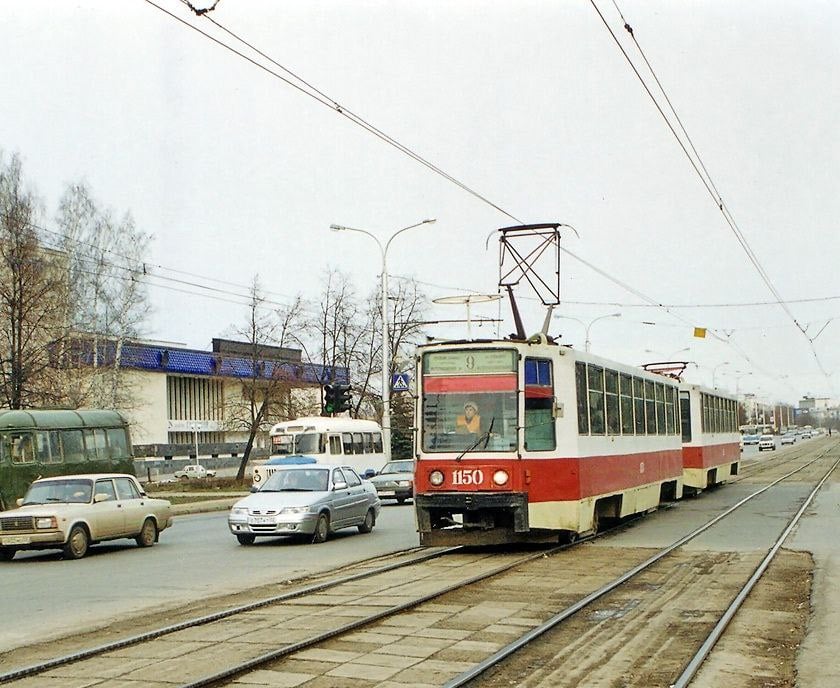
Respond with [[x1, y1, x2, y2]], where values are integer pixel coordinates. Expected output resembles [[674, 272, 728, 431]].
[[423, 374, 517, 393]]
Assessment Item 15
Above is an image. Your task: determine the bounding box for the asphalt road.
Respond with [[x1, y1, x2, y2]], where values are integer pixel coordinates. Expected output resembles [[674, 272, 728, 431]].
[[0, 500, 419, 653]]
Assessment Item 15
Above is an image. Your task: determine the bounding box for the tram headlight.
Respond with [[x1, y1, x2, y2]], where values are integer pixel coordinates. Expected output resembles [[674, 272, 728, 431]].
[[429, 470, 445, 486], [492, 470, 509, 486]]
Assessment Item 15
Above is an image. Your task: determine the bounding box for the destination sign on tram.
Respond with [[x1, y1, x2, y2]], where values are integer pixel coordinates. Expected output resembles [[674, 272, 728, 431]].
[[423, 349, 516, 375]]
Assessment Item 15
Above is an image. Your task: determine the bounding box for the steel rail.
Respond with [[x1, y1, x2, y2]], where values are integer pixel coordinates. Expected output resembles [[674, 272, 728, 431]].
[[442, 448, 833, 688], [671, 456, 840, 688], [0, 545, 452, 684], [179, 542, 580, 688]]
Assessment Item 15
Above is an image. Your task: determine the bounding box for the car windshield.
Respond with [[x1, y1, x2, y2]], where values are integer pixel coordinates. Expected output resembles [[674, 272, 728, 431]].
[[380, 461, 414, 474], [261, 468, 329, 492], [22, 479, 93, 505]]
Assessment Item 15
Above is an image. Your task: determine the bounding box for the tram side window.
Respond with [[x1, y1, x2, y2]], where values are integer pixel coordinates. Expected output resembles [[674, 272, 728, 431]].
[[352, 433, 363, 454], [619, 373, 634, 435], [603, 369, 619, 435], [664, 386, 675, 435], [633, 377, 646, 434], [363, 433, 373, 454], [342, 433, 353, 454], [644, 380, 656, 434], [575, 362, 589, 434], [328, 435, 342, 455], [679, 391, 692, 442], [524, 358, 555, 451], [588, 365, 606, 435], [372, 433, 383, 453], [61, 430, 85, 463]]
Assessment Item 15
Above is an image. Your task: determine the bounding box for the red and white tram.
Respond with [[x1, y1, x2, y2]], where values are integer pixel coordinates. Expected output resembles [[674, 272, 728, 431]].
[[414, 337, 686, 546], [678, 384, 740, 493]]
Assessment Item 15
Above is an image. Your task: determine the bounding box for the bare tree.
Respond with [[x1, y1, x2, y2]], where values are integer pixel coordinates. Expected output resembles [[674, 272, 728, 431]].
[[225, 277, 313, 480], [0, 152, 66, 408], [54, 182, 152, 412]]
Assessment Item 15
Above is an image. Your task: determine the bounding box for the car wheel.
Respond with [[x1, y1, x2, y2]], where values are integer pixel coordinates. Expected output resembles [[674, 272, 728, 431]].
[[236, 533, 256, 545], [135, 518, 157, 547], [311, 513, 329, 544], [179, 475, 189, 482], [0, 548, 16, 562], [358, 508, 376, 534], [63, 525, 89, 560]]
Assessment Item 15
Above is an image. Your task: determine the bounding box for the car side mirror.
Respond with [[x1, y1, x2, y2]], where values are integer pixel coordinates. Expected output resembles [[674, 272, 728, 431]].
[[94, 493, 110, 503], [16, 498, 23, 507], [333, 481, 348, 490], [250, 486, 259, 493]]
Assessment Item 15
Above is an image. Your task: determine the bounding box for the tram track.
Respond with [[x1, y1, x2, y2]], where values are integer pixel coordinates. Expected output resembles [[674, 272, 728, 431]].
[[2, 441, 835, 687]]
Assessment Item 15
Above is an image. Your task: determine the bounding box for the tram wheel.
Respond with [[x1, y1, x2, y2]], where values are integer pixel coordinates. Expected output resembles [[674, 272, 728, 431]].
[[558, 530, 579, 545]]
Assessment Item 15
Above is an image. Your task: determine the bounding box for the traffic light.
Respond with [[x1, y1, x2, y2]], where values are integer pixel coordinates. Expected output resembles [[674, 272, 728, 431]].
[[323, 384, 352, 415], [334, 384, 352, 413]]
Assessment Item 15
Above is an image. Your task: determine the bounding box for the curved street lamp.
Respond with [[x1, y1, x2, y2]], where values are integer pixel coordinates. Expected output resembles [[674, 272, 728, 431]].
[[330, 218, 437, 459], [555, 312, 622, 353]]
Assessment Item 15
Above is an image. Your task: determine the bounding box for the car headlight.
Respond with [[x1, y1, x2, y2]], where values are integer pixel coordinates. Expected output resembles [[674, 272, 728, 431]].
[[36, 517, 57, 529], [492, 470, 509, 486], [280, 506, 312, 515], [230, 507, 247, 516], [429, 470, 445, 486], [396, 480, 411, 487]]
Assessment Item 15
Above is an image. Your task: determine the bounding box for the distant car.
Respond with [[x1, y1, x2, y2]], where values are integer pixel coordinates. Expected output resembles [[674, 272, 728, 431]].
[[0, 474, 173, 561], [228, 464, 381, 545], [368, 460, 415, 504], [800, 431, 812, 439], [758, 435, 776, 451], [780, 433, 796, 445], [742, 434, 760, 445], [174, 464, 216, 480]]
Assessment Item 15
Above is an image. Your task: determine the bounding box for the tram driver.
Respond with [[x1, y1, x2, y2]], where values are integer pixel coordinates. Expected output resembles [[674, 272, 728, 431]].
[[456, 401, 482, 434]]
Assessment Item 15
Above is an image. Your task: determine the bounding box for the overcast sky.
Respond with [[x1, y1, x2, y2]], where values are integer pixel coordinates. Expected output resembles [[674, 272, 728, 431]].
[[2, 1, 838, 405]]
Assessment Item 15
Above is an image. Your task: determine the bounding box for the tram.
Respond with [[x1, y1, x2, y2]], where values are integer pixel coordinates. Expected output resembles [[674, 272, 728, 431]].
[[413, 336, 685, 546], [678, 384, 740, 493]]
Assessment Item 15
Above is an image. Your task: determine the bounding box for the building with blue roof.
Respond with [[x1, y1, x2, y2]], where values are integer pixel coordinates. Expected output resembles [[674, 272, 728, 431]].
[[84, 337, 348, 448]]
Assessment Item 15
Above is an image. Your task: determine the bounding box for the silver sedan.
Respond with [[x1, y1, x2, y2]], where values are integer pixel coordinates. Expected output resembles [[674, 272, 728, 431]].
[[228, 464, 381, 545]]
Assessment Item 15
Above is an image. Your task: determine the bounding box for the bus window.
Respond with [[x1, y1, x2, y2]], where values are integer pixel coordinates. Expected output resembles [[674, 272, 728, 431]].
[[328, 435, 342, 455], [106, 428, 130, 459], [352, 433, 363, 454], [61, 430, 85, 463], [363, 433, 373, 454], [83, 429, 108, 461], [296, 433, 325, 455], [10, 434, 35, 464], [342, 433, 353, 454], [372, 433, 383, 453], [34, 432, 52, 464], [48, 431, 63, 464]]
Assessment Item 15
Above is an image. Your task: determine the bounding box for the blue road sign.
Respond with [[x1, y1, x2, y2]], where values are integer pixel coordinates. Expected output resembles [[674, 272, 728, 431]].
[[391, 373, 411, 392]]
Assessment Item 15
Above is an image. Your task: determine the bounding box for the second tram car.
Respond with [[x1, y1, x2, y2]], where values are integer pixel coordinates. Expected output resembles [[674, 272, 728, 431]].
[[414, 337, 685, 546], [679, 384, 740, 493]]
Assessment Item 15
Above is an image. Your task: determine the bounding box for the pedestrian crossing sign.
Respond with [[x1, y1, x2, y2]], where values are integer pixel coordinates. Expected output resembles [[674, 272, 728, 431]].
[[391, 373, 411, 392]]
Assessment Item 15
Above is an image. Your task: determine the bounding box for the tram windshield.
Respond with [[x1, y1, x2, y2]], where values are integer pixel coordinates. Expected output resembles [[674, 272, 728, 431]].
[[421, 349, 518, 453]]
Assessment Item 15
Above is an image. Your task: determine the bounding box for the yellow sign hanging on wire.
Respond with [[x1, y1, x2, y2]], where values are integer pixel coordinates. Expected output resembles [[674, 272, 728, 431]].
[[693, 327, 707, 339]]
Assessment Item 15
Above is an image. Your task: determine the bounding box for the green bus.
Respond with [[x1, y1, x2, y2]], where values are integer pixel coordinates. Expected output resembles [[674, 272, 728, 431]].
[[0, 409, 134, 510]]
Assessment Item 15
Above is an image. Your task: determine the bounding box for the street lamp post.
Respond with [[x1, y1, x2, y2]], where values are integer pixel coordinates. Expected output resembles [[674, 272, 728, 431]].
[[330, 218, 436, 460]]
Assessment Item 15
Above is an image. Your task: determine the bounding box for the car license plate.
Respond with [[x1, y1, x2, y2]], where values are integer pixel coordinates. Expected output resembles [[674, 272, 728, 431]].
[[1, 535, 31, 546], [248, 516, 275, 525], [378, 491, 395, 497]]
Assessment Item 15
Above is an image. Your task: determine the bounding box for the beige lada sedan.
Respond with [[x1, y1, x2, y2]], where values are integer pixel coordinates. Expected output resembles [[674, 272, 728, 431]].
[[0, 474, 173, 561]]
